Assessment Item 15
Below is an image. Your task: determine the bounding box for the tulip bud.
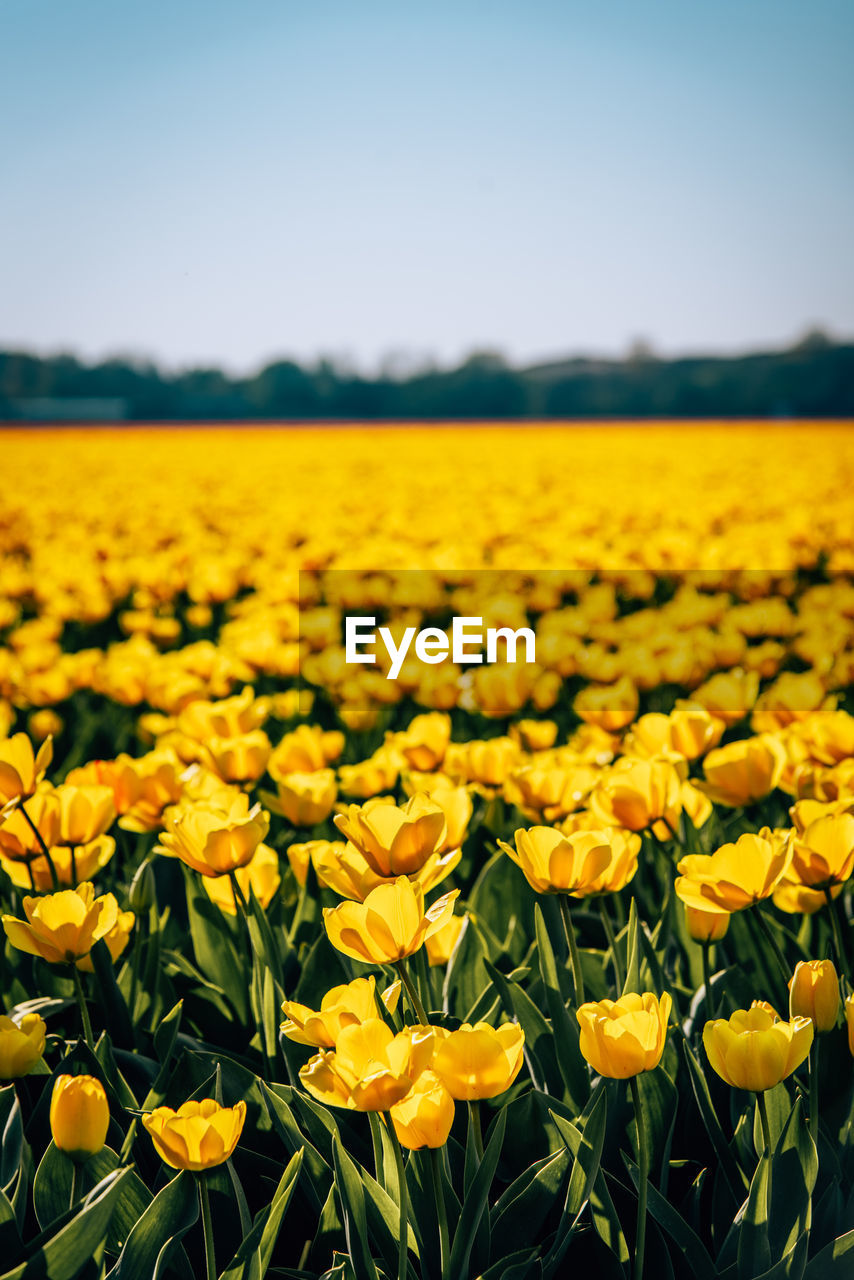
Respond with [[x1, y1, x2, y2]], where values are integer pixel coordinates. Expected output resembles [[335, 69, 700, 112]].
[[789, 960, 840, 1032], [845, 994, 854, 1058], [129, 859, 157, 912], [50, 1074, 110, 1162], [685, 905, 730, 944]]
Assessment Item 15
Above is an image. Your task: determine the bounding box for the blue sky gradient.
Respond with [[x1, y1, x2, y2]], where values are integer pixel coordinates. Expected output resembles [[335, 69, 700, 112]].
[[2, 0, 853, 371]]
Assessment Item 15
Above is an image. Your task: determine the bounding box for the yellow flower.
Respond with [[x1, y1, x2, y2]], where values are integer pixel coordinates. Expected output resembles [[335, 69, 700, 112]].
[[693, 669, 760, 726], [444, 738, 520, 790], [334, 794, 448, 877], [1, 835, 116, 892], [177, 686, 267, 742], [401, 775, 473, 853], [2, 882, 121, 964], [269, 724, 344, 776], [143, 1098, 246, 1171], [311, 837, 460, 902], [503, 763, 599, 822], [0, 1012, 46, 1079], [510, 719, 559, 751], [263, 770, 337, 826], [50, 1074, 110, 1162], [685, 905, 730, 943], [845, 995, 854, 1058], [156, 793, 270, 877], [425, 913, 466, 966], [395, 712, 452, 772], [75, 899, 135, 972], [201, 843, 280, 915], [390, 1069, 455, 1149], [300, 1019, 434, 1112], [0, 789, 61, 860], [0, 734, 53, 807], [323, 877, 459, 964], [573, 676, 639, 732], [589, 757, 684, 832], [431, 1022, 525, 1099], [788, 960, 839, 1032], [28, 709, 63, 742], [772, 864, 843, 915], [281, 977, 380, 1047], [675, 830, 792, 914], [557, 816, 641, 893], [497, 827, 613, 896], [54, 785, 116, 845], [790, 812, 854, 889], [703, 1005, 813, 1091], [699, 734, 787, 807], [205, 730, 272, 784], [576, 992, 671, 1079]]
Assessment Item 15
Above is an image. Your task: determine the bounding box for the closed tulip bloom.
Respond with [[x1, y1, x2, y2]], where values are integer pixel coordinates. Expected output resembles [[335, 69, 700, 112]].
[[789, 960, 840, 1032], [54, 785, 116, 845], [2, 882, 122, 963], [334, 794, 447, 877], [201, 843, 281, 915], [431, 1022, 525, 1099], [143, 1098, 246, 1171], [300, 1019, 434, 1112], [845, 995, 854, 1058], [503, 764, 598, 822], [269, 724, 344, 777], [445, 738, 520, 790], [685, 905, 730, 943], [675, 830, 792, 915], [577, 992, 672, 1079], [589, 758, 684, 832], [264, 770, 337, 827], [50, 1074, 110, 1161], [703, 1005, 813, 1092], [401, 774, 473, 853], [0, 1012, 46, 1078], [391, 1070, 455, 1149], [790, 812, 854, 889], [337, 747, 401, 799], [510, 719, 559, 751], [425, 913, 466, 966], [497, 827, 613, 895], [205, 730, 272, 785], [323, 877, 459, 964], [396, 712, 452, 771], [282, 977, 380, 1047], [0, 734, 53, 807], [557, 817, 641, 894], [669, 701, 726, 759], [694, 669, 760, 726], [699, 734, 787, 807], [156, 794, 270, 877]]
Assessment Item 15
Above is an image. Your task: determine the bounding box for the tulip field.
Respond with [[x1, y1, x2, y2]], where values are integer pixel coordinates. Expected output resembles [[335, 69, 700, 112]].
[[1, 421, 854, 1280]]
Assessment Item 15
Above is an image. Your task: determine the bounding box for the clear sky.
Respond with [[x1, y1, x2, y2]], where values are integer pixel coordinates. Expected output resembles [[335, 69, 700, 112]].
[[2, 0, 853, 373]]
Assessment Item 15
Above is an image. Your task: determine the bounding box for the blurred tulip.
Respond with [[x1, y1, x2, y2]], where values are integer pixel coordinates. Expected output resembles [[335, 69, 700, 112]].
[[0, 1012, 46, 1078]]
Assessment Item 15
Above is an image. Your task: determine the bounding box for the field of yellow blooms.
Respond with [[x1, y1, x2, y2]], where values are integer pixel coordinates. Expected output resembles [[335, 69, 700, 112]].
[[0, 421, 853, 1280]]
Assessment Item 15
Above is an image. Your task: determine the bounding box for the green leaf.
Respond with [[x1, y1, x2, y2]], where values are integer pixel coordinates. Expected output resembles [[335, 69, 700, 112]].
[[680, 1036, 747, 1201], [183, 866, 248, 1023], [219, 1149, 303, 1280], [0, 1189, 22, 1266], [4, 1166, 132, 1280], [90, 939, 135, 1050], [0, 1086, 23, 1195], [534, 905, 590, 1108], [624, 1156, 717, 1280], [491, 1147, 570, 1260], [447, 1107, 507, 1280], [261, 1084, 330, 1215], [804, 1229, 854, 1279], [547, 1087, 619, 1273], [737, 1150, 771, 1280], [330, 1133, 380, 1280], [621, 897, 640, 996], [107, 1169, 198, 1280], [35, 1143, 151, 1254], [483, 959, 559, 1096], [767, 1098, 817, 1263]]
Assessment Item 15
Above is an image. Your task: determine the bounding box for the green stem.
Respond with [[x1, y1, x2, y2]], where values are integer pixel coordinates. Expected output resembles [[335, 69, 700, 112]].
[[808, 1037, 819, 1149], [752, 906, 790, 990], [386, 1117, 409, 1280], [598, 897, 624, 990], [199, 1174, 216, 1280], [19, 800, 60, 890], [429, 1147, 450, 1280], [629, 1075, 648, 1280], [825, 890, 850, 983], [396, 958, 429, 1025], [369, 1112, 385, 1188], [559, 893, 585, 1005], [756, 1089, 773, 1205], [69, 1163, 78, 1211], [468, 1100, 484, 1161], [228, 870, 250, 921], [70, 964, 95, 1048], [701, 943, 715, 1019]]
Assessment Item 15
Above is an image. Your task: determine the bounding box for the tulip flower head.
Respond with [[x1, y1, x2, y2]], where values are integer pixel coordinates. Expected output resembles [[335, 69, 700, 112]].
[[281, 976, 380, 1048], [0, 1012, 46, 1079], [431, 1021, 525, 1099], [2, 882, 127, 964], [156, 793, 270, 877], [390, 1069, 455, 1149], [300, 1019, 435, 1112], [577, 992, 672, 1079], [323, 876, 459, 964], [497, 826, 614, 896], [50, 1074, 110, 1162], [143, 1098, 246, 1171], [703, 1003, 813, 1092], [788, 960, 839, 1032], [675, 830, 792, 915]]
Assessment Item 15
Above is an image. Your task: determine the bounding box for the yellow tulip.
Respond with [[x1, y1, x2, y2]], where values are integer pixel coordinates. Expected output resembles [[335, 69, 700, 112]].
[[788, 960, 839, 1032], [510, 719, 559, 751], [177, 686, 267, 742], [675, 830, 792, 914], [0, 1012, 46, 1078], [0, 789, 60, 860], [425, 913, 466, 966], [573, 676, 639, 732], [75, 899, 135, 972], [53, 785, 116, 845], [431, 1022, 525, 1099], [693, 668, 760, 726], [200, 843, 280, 915], [143, 1098, 246, 1171], [790, 812, 854, 889], [2, 882, 122, 964], [1, 835, 117, 892], [0, 734, 53, 807], [390, 1069, 455, 1149], [323, 877, 459, 964], [300, 1019, 434, 1112], [845, 995, 854, 1058], [685, 905, 730, 943], [334, 794, 448, 877], [269, 724, 344, 777], [699, 734, 787, 807], [263, 770, 337, 826], [497, 827, 613, 896], [281, 977, 380, 1047], [205, 730, 272, 784], [503, 763, 598, 822], [589, 757, 684, 832], [577, 992, 671, 1079], [50, 1074, 110, 1161], [703, 1004, 813, 1091], [395, 712, 452, 772], [156, 793, 270, 877], [311, 836, 460, 902]]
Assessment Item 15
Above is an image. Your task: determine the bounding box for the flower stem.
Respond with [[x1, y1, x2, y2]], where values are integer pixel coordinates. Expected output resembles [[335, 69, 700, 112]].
[[752, 906, 790, 991], [369, 1112, 385, 1188], [468, 1100, 483, 1161], [19, 800, 60, 890], [70, 964, 95, 1048], [199, 1174, 216, 1280], [395, 958, 429, 1025], [808, 1037, 820, 1149], [429, 1147, 450, 1279], [228, 871, 250, 921], [386, 1117, 409, 1280], [69, 1164, 78, 1211], [598, 897, 624, 990], [629, 1074, 648, 1280], [824, 890, 850, 983], [559, 893, 585, 1005], [756, 1089, 773, 1205], [701, 943, 715, 1019]]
